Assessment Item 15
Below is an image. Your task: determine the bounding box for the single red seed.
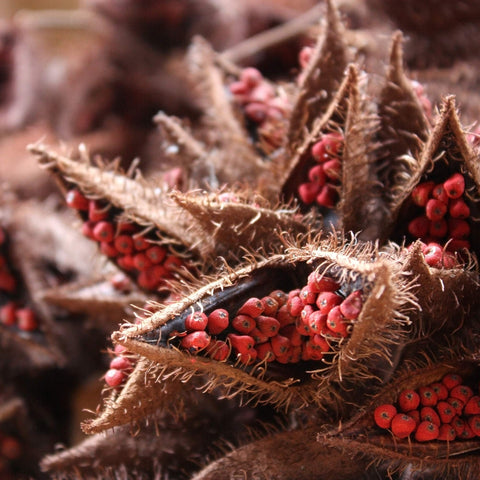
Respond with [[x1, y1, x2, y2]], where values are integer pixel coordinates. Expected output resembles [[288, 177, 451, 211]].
[[237, 349, 258, 365], [240, 67, 263, 87], [425, 198, 447, 221], [316, 184, 337, 208], [16, 308, 38, 331], [109, 356, 132, 371], [181, 331, 211, 352], [207, 309, 229, 335], [437, 424, 456, 441], [391, 413, 416, 439], [339, 290, 363, 320], [105, 368, 125, 387], [326, 306, 348, 337], [93, 221, 115, 243], [295, 317, 311, 336], [117, 255, 136, 271], [256, 316, 280, 337], [117, 221, 138, 234], [114, 344, 128, 355], [133, 253, 153, 271], [0, 302, 16, 326], [133, 236, 150, 251], [467, 415, 480, 436], [269, 290, 288, 307], [408, 216, 430, 238], [114, 235, 134, 254], [232, 314, 256, 334], [429, 219, 448, 238], [450, 384, 474, 403], [430, 382, 449, 401], [136, 269, 160, 290], [276, 305, 296, 327], [261, 296, 279, 316], [299, 286, 317, 305], [451, 416, 466, 436], [298, 182, 320, 205], [415, 421, 439, 442], [411, 181, 435, 207], [0, 436, 21, 460], [244, 102, 267, 123], [206, 340, 230, 361], [448, 218, 470, 239], [0, 271, 16, 293], [447, 397, 465, 415], [65, 189, 89, 210], [459, 423, 476, 440], [164, 255, 184, 272], [432, 184, 449, 203], [250, 327, 269, 344], [287, 295, 304, 317], [81, 221, 96, 240], [255, 342, 275, 362], [374, 404, 397, 429], [436, 401, 455, 424], [406, 409, 420, 426], [398, 389, 420, 412], [100, 241, 118, 257], [449, 198, 470, 219], [311, 333, 330, 352], [442, 373, 463, 390], [185, 312, 208, 331], [227, 334, 254, 355], [316, 291, 342, 315], [300, 305, 315, 324], [420, 406, 441, 426], [308, 165, 326, 186], [88, 200, 109, 222], [423, 243, 444, 268], [237, 298, 264, 319], [307, 272, 340, 293], [303, 340, 325, 361], [444, 173, 465, 199], [288, 289, 301, 300], [307, 311, 327, 333], [419, 386, 438, 407], [463, 395, 480, 415], [270, 334, 290, 356]]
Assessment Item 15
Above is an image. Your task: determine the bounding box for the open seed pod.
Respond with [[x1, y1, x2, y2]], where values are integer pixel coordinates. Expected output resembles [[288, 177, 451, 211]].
[[383, 96, 480, 264], [106, 236, 418, 424], [320, 360, 480, 479]]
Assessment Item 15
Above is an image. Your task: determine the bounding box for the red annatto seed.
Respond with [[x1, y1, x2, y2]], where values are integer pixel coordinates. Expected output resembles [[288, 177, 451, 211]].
[[322, 132, 343, 157], [237, 297, 264, 317], [468, 415, 480, 436], [261, 296, 279, 316], [288, 289, 301, 300], [250, 327, 269, 344], [0, 271, 16, 293], [312, 333, 330, 352], [65, 189, 89, 210], [185, 312, 208, 331], [114, 344, 128, 355], [446, 239, 471, 252], [437, 424, 456, 441], [295, 317, 311, 336], [133, 236, 150, 251], [105, 368, 125, 387], [308, 165, 326, 186], [181, 331, 211, 352], [340, 290, 363, 320], [271, 334, 290, 356], [450, 385, 474, 403], [442, 373, 463, 390], [391, 414, 416, 439], [419, 386, 438, 406], [240, 67, 263, 87], [287, 295, 304, 317], [448, 218, 470, 239], [276, 305, 296, 327], [109, 356, 132, 371], [449, 198, 470, 219], [406, 409, 420, 426], [244, 102, 267, 123], [432, 184, 449, 203], [415, 421, 439, 442], [303, 340, 324, 361], [298, 182, 320, 205], [136, 269, 160, 290], [429, 218, 448, 238], [81, 221, 96, 240], [299, 286, 317, 305], [229, 80, 248, 95], [114, 235, 134, 254], [425, 198, 447, 221], [463, 396, 480, 415], [100, 241, 118, 258], [0, 302, 16, 326], [423, 243, 443, 268], [307, 272, 340, 293], [411, 181, 435, 207], [316, 184, 337, 208], [117, 221, 138, 234], [307, 311, 327, 333], [232, 314, 256, 334], [444, 173, 465, 199], [0, 436, 22, 460], [374, 404, 397, 429], [326, 306, 348, 336], [16, 308, 38, 331], [269, 290, 288, 307], [408, 216, 430, 238], [301, 305, 315, 323], [228, 334, 254, 355], [164, 255, 184, 272], [459, 423, 476, 440], [398, 389, 420, 412], [281, 325, 303, 347], [430, 382, 449, 401], [133, 253, 153, 271], [323, 158, 341, 181], [451, 416, 466, 436], [207, 309, 229, 335], [93, 222, 115, 243], [436, 401, 455, 424], [420, 407, 441, 426], [311, 140, 329, 163], [256, 316, 280, 337], [88, 200, 109, 222], [316, 291, 342, 315], [206, 340, 230, 361], [299, 45, 312, 69], [255, 342, 275, 362], [447, 397, 465, 415]]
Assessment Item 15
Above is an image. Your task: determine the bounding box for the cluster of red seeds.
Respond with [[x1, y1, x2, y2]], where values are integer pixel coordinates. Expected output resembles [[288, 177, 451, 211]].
[[229, 67, 290, 126], [297, 132, 344, 209], [374, 373, 480, 442], [104, 344, 135, 388], [407, 173, 471, 267], [0, 227, 38, 332], [0, 431, 21, 477], [172, 271, 363, 366], [65, 188, 186, 291]]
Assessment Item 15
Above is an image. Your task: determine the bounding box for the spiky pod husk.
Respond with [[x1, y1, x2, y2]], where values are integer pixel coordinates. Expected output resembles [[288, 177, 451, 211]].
[[319, 360, 480, 480], [107, 235, 418, 423]]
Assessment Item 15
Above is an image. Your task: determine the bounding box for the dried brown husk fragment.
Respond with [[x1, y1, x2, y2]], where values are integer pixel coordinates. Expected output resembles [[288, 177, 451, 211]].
[[111, 236, 417, 418], [320, 360, 480, 479], [287, 0, 349, 151], [375, 32, 430, 205], [386, 96, 480, 252]]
